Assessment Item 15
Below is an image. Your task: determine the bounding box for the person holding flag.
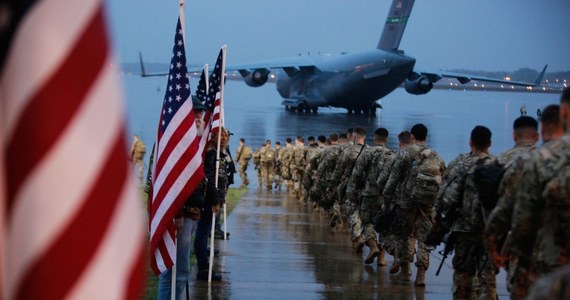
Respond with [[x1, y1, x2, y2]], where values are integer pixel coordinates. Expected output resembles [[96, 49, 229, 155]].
[[149, 1, 206, 299], [194, 46, 228, 282]]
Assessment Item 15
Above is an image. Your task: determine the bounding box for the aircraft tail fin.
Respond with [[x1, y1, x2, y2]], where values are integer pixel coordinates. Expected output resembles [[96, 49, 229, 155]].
[[534, 64, 548, 86], [377, 0, 415, 51], [139, 51, 147, 77]]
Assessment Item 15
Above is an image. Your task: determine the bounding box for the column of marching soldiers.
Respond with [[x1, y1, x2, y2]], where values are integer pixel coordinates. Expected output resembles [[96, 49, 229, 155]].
[[234, 88, 570, 300]]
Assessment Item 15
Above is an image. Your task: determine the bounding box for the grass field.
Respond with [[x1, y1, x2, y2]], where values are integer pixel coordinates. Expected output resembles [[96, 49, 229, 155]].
[[141, 187, 247, 299]]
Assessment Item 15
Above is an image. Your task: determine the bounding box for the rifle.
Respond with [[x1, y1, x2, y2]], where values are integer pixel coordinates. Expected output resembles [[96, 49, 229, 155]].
[[436, 232, 455, 276]]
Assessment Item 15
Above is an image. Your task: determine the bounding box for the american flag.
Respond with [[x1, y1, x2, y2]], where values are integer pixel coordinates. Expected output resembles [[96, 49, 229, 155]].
[[0, 1, 145, 299], [196, 67, 212, 157], [149, 17, 204, 275], [195, 48, 225, 156], [207, 48, 225, 136], [200, 48, 225, 140]]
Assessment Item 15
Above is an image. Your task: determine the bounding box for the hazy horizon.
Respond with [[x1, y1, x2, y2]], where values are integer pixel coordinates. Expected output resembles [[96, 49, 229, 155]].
[[106, 0, 570, 73]]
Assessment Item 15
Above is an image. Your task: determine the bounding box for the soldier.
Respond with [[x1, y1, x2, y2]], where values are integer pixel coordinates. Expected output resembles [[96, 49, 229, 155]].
[[497, 116, 539, 165], [305, 136, 326, 204], [274, 141, 283, 190], [438, 125, 496, 299], [347, 128, 392, 265], [279, 138, 295, 193], [484, 116, 545, 299], [383, 124, 445, 286], [291, 136, 306, 199], [510, 88, 570, 290], [260, 139, 277, 190], [252, 144, 264, 189], [316, 133, 344, 214], [328, 130, 358, 227], [130, 134, 146, 184], [301, 136, 317, 201], [331, 128, 368, 249], [377, 131, 413, 274], [235, 138, 253, 188]]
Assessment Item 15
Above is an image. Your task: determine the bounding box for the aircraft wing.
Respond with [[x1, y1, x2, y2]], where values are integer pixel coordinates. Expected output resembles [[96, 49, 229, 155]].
[[139, 51, 326, 78], [187, 55, 326, 76], [416, 64, 547, 87]]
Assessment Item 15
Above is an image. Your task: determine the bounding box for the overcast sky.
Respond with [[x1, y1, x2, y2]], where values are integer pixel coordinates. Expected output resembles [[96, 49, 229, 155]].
[[106, 0, 570, 72]]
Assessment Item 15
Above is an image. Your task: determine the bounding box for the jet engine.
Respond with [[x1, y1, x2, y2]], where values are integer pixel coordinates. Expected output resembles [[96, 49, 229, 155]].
[[404, 73, 433, 95], [242, 69, 270, 87]]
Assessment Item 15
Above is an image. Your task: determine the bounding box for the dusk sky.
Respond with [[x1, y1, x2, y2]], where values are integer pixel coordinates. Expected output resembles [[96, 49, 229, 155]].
[[106, 0, 570, 73]]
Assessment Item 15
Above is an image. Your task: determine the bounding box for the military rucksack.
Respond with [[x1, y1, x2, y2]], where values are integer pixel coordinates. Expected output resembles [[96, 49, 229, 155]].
[[253, 150, 261, 165], [472, 158, 505, 212], [262, 148, 275, 164], [542, 162, 570, 250], [410, 148, 444, 208], [241, 147, 253, 161]]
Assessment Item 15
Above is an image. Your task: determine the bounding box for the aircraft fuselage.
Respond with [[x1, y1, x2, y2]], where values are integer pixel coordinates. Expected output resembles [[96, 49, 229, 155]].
[[275, 49, 415, 109]]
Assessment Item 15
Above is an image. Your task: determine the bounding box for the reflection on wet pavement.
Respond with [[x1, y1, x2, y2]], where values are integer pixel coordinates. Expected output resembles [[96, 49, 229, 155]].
[[186, 189, 508, 299]]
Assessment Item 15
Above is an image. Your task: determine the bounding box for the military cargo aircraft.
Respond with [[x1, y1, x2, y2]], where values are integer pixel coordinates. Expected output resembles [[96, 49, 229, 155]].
[[141, 0, 546, 115]]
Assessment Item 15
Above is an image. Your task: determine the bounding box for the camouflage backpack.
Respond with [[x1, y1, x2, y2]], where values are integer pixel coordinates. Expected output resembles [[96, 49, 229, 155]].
[[472, 158, 505, 212], [241, 146, 253, 161], [409, 148, 444, 208], [253, 150, 261, 165], [541, 161, 570, 252]]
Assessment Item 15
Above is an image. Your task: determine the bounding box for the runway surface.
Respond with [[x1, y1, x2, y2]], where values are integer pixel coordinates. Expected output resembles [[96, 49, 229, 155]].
[[186, 188, 509, 299]]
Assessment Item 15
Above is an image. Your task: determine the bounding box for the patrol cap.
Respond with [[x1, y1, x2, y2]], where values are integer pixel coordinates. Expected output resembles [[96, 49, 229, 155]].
[[192, 95, 207, 111]]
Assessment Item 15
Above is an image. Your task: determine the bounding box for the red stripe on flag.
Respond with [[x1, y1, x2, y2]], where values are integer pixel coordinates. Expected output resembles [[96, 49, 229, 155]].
[[14, 131, 129, 300], [5, 8, 108, 214], [153, 115, 193, 179], [124, 245, 146, 300]]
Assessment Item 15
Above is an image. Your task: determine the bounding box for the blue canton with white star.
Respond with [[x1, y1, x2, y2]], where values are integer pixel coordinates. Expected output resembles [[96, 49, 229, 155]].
[[161, 18, 191, 132]]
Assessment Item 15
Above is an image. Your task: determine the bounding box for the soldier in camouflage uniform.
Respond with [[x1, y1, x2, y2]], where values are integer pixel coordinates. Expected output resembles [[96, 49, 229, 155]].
[[305, 136, 326, 204], [377, 131, 413, 273], [383, 124, 445, 286], [260, 140, 277, 190], [316, 133, 345, 215], [235, 138, 253, 188], [331, 128, 368, 250], [291, 137, 306, 200], [274, 141, 283, 190], [438, 125, 496, 299], [252, 144, 264, 189], [347, 128, 392, 265], [279, 138, 295, 193], [484, 116, 543, 299], [301, 136, 318, 201], [510, 88, 570, 292]]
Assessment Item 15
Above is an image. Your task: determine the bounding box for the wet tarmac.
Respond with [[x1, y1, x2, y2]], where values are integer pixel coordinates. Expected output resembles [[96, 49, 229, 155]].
[[186, 189, 509, 299]]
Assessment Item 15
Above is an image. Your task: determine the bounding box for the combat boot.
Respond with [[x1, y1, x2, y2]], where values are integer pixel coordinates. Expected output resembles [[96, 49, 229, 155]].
[[377, 248, 387, 266], [364, 239, 380, 264], [353, 236, 365, 253], [414, 267, 426, 287], [396, 262, 411, 281], [330, 213, 339, 228], [389, 260, 400, 274]]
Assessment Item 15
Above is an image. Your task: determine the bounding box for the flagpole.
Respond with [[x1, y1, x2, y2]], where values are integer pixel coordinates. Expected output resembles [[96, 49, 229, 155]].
[[209, 109, 221, 283], [219, 45, 228, 241], [203, 62, 217, 284]]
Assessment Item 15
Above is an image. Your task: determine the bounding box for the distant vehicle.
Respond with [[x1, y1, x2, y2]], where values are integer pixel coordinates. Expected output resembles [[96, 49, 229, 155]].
[[141, 0, 545, 115]]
